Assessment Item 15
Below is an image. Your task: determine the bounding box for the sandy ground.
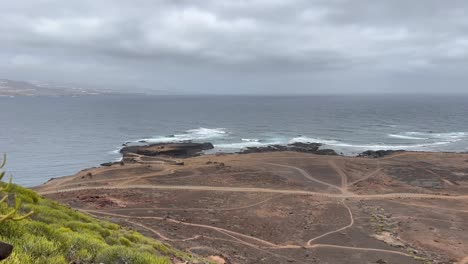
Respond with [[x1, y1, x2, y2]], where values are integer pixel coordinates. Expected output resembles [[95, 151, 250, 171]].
[[34, 151, 468, 264]]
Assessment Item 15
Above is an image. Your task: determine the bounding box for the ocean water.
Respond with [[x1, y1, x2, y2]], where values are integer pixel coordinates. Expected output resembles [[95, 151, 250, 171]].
[[1, 94, 468, 187]]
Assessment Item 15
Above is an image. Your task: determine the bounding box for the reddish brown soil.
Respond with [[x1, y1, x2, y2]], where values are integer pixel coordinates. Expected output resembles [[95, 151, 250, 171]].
[[34, 151, 468, 264]]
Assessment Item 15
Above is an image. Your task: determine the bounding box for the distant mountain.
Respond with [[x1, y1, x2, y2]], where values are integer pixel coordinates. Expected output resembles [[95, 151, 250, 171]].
[[0, 79, 102, 97]]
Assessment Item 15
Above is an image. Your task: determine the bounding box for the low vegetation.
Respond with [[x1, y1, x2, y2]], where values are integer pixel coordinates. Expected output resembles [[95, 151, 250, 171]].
[[0, 155, 208, 264]]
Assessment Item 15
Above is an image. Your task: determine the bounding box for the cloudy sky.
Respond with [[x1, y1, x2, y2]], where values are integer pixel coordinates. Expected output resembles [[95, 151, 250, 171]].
[[1, 0, 468, 94]]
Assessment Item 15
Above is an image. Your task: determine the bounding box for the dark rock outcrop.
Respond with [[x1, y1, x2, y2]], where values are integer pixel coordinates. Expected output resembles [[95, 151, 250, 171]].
[[100, 161, 121, 167], [0, 241, 13, 261], [358, 150, 404, 158], [240, 142, 338, 156], [120, 142, 214, 158]]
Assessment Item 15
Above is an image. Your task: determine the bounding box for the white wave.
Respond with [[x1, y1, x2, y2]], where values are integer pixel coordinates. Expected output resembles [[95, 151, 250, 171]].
[[216, 138, 284, 149], [389, 131, 467, 142], [406, 131, 466, 139], [186, 127, 227, 137], [241, 138, 260, 142], [330, 141, 452, 150], [107, 149, 121, 154], [140, 127, 227, 143], [215, 141, 268, 149], [292, 133, 461, 150], [388, 134, 427, 140], [290, 136, 339, 145]]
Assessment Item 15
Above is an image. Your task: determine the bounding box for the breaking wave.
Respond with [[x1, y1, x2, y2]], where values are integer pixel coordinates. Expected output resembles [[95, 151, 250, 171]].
[[290, 136, 339, 145], [216, 138, 281, 149], [118, 129, 467, 154], [328, 141, 452, 150], [389, 131, 466, 141], [388, 134, 428, 140], [140, 127, 227, 143]]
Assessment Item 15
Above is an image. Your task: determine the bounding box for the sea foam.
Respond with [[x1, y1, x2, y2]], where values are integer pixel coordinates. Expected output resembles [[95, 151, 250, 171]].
[[389, 131, 466, 142], [140, 127, 227, 143]]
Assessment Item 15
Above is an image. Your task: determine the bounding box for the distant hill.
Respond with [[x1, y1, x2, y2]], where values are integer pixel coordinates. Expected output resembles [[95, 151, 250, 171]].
[[0, 79, 103, 97]]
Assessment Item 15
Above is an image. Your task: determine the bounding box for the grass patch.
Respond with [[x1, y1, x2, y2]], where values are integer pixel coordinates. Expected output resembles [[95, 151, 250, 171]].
[[0, 183, 209, 264]]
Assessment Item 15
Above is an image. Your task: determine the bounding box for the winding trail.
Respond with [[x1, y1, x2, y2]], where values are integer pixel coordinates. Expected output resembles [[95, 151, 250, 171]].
[[103, 194, 282, 212], [265, 162, 343, 193], [308, 244, 413, 257], [85, 209, 412, 260], [93, 211, 308, 264], [38, 184, 468, 200], [84, 209, 279, 247], [272, 244, 413, 257], [307, 201, 354, 245]]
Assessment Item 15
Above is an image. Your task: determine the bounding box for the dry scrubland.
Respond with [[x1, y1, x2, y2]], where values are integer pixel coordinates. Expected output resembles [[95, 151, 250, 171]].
[[36, 150, 468, 264]]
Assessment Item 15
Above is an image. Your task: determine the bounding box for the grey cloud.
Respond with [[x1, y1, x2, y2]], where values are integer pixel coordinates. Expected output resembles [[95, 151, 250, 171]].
[[1, 0, 468, 94]]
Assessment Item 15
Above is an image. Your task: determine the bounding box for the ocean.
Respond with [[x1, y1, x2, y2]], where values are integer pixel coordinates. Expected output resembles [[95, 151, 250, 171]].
[[1, 94, 468, 187]]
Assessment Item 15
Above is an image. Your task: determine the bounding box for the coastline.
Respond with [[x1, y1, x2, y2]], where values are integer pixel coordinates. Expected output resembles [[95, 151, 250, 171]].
[[36, 141, 468, 187], [33, 142, 468, 263]]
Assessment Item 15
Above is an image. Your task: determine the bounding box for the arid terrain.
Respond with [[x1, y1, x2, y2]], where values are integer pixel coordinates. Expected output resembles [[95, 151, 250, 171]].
[[34, 146, 468, 264]]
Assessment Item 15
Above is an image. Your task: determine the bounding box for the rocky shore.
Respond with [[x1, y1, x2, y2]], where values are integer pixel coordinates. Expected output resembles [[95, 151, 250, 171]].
[[239, 142, 339, 155], [358, 149, 405, 158], [111, 141, 410, 162], [120, 142, 214, 158]]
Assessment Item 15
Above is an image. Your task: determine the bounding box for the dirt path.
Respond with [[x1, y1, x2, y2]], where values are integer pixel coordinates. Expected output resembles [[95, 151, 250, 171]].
[[327, 160, 348, 191], [103, 195, 282, 213], [458, 256, 468, 264], [307, 244, 413, 257], [307, 201, 354, 245], [85, 208, 411, 261], [84, 209, 279, 247], [348, 161, 382, 186], [39, 184, 468, 200], [265, 162, 343, 193], [91, 211, 308, 264]]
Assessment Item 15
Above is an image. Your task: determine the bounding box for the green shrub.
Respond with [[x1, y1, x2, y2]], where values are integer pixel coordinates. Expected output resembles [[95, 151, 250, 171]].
[[0, 155, 210, 264], [95, 246, 171, 264]]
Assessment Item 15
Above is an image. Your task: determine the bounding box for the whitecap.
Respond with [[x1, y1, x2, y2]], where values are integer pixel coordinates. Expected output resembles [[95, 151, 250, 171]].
[[241, 138, 260, 142], [215, 141, 267, 149], [107, 149, 121, 155], [329, 141, 452, 150], [139, 127, 227, 143], [388, 134, 427, 140], [290, 136, 339, 145], [399, 131, 466, 142], [216, 138, 284, 149]]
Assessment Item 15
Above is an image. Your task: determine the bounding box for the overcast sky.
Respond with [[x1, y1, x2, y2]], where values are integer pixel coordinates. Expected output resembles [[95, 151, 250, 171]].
[[1, 0, 468, 94]]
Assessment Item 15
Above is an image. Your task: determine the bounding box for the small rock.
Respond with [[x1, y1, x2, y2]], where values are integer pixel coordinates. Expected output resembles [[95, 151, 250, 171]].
[[0, 241, 13, 261]]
